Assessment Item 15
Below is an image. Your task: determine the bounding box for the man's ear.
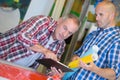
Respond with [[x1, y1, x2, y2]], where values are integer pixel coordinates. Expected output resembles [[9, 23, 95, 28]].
[[109, 11, 115, 20]]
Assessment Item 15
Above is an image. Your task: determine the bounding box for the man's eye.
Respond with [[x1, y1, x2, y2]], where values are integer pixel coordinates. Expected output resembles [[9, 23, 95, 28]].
[[99, 13, 103, 16], [63, 26, 67, 30], [95, 13, 103, 17]]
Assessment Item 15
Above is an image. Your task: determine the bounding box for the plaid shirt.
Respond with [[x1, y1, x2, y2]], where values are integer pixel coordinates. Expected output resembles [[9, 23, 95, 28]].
[[0, 15, 65, 66], [68, 27, 120, 80]]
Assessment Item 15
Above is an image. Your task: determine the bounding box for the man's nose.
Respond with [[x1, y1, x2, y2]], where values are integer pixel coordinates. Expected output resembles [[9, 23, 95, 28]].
[[96, 16, 99, 21]]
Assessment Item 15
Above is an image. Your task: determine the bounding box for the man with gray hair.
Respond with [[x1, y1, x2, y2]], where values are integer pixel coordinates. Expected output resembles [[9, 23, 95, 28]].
[[0, 14, 80, 69]]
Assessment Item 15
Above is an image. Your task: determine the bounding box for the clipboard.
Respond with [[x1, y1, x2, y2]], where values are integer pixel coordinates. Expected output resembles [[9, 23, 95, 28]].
[[36, 58, 73, 72]]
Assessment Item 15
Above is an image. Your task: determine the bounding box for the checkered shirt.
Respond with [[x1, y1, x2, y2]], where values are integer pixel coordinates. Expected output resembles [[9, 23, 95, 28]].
[[0, 15, 65, 65], [68, 27, 120, 80]]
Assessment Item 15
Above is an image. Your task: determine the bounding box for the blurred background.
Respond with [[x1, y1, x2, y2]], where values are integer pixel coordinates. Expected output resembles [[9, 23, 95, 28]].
[[0, 0, 120, 71]]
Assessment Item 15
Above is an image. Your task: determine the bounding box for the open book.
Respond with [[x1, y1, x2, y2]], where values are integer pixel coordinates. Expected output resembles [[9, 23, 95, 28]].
[[68, 45, 99, 68], [36, 58, 73, 72]]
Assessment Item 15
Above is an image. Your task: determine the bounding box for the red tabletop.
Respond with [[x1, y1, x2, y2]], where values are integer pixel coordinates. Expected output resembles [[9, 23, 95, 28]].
[[0, 60, 48, 80]]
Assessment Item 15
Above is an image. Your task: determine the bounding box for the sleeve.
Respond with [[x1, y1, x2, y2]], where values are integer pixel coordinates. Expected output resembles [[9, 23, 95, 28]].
[[74, 31, 96, 56], [108, 42, 120, 79], [17, 15, 50, 47], [74, 46, 83, 56], [57, 42, 66, 59]]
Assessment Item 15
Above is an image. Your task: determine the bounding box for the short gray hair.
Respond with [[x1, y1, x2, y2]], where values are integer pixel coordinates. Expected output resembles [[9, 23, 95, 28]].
[[62, 14, 80, 26]]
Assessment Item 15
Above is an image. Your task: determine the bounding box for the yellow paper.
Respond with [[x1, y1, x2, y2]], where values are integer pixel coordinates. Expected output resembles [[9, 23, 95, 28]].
[[68, 54, 93, 68]]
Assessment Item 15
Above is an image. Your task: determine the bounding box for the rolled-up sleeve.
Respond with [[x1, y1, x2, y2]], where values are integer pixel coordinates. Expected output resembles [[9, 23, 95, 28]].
[[108, 42, 120, 79], [17, 16, 49, 47]]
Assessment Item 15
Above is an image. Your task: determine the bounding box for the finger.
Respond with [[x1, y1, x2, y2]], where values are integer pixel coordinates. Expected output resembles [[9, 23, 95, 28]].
[[51, 67, 57, 74], [58, 69, 63, 74], [47, 71, 54, 76], [52, 67, 59, 73], [80, 60, 87, 67]]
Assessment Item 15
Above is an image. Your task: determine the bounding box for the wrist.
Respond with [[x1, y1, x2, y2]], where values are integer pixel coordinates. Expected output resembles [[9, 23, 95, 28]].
[[93, 66, 100, 74], [43, 48, 48, 55]]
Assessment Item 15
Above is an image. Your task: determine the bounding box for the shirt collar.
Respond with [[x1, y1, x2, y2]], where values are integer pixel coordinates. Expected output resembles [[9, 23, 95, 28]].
[[97, 27, 119, 33]]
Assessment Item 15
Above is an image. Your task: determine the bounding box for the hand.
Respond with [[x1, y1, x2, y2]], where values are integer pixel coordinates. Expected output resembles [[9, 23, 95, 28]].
[[49, 67, 65, 79], [79, 60, 116, 79], [45, 50, 58, 61], [71, 55, 80, 61], [79, 60, 98, 72], [29, 44, 58, 61]]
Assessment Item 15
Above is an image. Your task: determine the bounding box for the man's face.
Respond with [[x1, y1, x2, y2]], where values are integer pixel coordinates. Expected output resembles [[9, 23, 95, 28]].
[[95, 5, 112, 28], [53, 18, 78, 41]]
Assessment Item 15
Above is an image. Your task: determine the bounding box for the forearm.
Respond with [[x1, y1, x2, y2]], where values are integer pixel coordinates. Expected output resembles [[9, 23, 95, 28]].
[[93, 67, 116, 80], [17, 16, 47, 47], [30, 44, 48, 55], [30, 44, 58, 61]]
